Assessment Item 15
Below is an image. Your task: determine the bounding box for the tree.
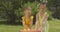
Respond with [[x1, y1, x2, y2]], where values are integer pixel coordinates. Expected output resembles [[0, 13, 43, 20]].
[[47, 0, 60, 19]]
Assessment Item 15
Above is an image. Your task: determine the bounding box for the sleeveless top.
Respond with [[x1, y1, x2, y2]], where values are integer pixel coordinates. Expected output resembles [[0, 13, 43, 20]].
[[22, 16, 33, 29]]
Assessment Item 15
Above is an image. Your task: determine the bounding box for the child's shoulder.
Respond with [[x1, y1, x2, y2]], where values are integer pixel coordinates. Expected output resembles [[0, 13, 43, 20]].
[[45, 12, 49, 16], [22, 16, 25, 19], [31, 16, 34, 17], [30, 16, 34, 19]]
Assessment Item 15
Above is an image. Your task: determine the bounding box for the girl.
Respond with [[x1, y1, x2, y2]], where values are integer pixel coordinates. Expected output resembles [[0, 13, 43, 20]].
[[35, 3, 49, 32], [22, 6, 34, 30]]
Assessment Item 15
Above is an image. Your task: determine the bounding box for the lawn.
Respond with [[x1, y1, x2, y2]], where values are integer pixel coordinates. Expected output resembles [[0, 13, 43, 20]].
[[0, 25, 22, 32], [49, 20, 60, 32], [0, 20, 60, 32]]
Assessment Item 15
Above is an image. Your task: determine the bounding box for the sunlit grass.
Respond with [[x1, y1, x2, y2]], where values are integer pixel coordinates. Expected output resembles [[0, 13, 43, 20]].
[[49, 20, 60, 32], [0, 25, 22, 32], [0, 20, 60, 32]]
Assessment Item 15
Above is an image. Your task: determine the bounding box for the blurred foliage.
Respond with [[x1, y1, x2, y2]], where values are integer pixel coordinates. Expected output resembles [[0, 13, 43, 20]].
[[47, 0, 60, 19], [0, 0, 60, 24]]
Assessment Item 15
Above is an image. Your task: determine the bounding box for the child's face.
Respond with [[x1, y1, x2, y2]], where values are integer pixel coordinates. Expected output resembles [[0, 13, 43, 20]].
[[39, 4, 46, 13], [24, 9, 31, 16]]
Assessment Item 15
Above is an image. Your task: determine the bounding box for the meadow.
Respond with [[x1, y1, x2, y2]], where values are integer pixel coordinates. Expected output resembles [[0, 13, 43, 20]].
[[0, 20, 60, 32]]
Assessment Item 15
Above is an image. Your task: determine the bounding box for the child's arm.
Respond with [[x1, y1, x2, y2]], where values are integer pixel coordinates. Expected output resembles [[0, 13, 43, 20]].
[[30, 16, 34, 28], [35, 13, 40, 29], [41, 13, 49, 27], [22, 17, 25, 28]]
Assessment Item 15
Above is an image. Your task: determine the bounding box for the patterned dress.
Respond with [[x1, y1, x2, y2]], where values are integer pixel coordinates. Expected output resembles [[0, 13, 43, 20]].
[[43, 21, 49, 32], [22, 16, 33, 29]]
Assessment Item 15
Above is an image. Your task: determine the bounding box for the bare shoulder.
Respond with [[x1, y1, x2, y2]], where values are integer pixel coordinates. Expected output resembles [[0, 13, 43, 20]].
[[45, 12, 49, 17], [30, 16, 34, 19], [22, 16, 25, 19]]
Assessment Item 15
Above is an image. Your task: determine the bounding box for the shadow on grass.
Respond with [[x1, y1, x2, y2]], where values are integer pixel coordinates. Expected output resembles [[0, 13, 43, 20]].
[[0, 21, 22, 26]]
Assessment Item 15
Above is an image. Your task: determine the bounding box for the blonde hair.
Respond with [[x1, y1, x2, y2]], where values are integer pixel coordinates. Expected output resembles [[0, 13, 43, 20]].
[[24, 6, 31, 11]]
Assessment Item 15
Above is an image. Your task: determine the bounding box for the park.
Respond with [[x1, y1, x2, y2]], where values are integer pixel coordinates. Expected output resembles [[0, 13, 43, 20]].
[[0, 0, 60, 32]]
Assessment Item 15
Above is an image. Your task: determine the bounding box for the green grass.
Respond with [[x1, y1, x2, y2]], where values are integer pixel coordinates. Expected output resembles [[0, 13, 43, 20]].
[[49, 20, 60, 32], [0, 25, 22, 32], [0, 20, 60, 32]]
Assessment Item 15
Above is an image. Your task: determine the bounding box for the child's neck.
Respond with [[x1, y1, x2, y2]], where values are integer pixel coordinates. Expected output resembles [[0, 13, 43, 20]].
[[25, 15, 30, 18], [40, 12, 45, 18]]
